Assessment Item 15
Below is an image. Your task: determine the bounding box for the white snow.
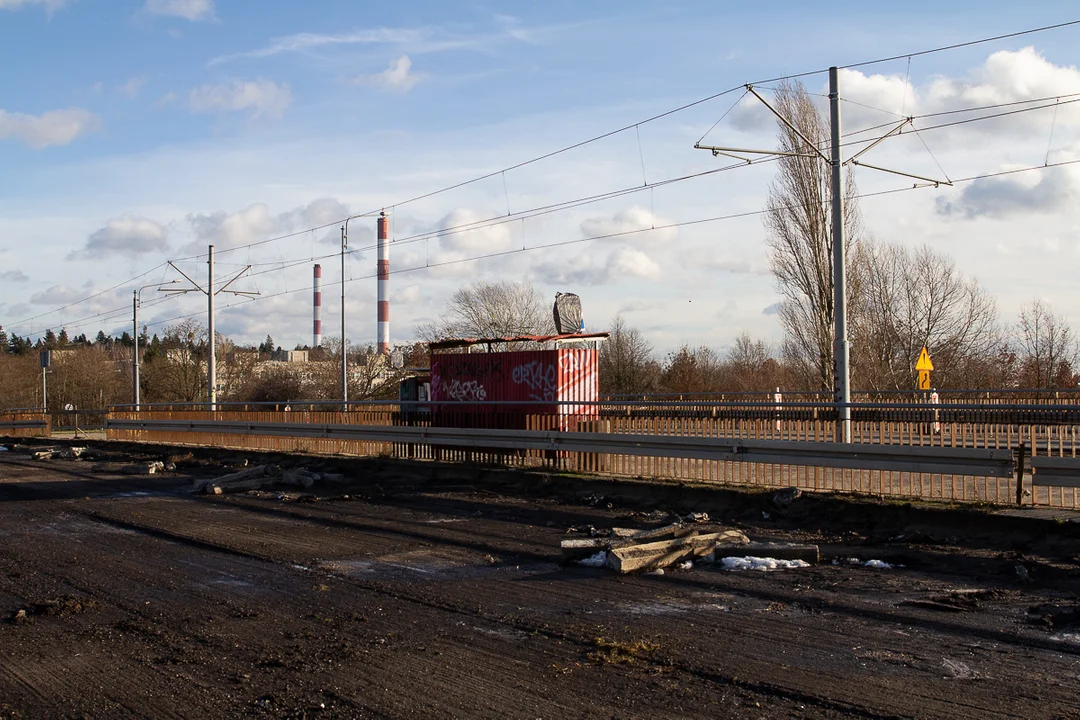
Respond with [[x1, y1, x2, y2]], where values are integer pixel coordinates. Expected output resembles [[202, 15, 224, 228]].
[[864, 559, 894, 569], [1051, 632, 1080, 644], [721, 556, 810, 571], [575, 551, 608, 568], [676, 561, 693, 570]]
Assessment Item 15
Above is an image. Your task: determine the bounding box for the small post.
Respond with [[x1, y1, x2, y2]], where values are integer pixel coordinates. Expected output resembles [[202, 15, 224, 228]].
[[1015, 443, 1027, 506], [341, 225, 348, 407]]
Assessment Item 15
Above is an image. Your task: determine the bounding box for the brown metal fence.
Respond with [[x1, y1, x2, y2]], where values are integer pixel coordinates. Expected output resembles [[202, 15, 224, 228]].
[[100, 401, 1080, 509], [0, 410, 51, 439]]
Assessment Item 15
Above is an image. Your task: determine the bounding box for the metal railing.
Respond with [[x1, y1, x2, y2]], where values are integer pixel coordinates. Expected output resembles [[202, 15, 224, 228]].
[[103, 401, 1080, 509], [0, 410, 51, 438]]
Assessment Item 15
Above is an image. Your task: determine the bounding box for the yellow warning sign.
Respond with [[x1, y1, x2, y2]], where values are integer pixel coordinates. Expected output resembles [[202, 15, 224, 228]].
[[916, 347, 934, 372], [918, 370, 931, 390]]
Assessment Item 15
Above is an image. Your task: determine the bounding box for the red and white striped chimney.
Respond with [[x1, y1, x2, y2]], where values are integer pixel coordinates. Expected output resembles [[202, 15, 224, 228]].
[[312, 263, 323, 348], [376, 211, 390, 355]]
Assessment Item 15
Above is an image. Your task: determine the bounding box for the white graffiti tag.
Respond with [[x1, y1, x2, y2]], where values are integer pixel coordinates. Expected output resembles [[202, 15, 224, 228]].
[[444, 379, 487, 402], [512, 360, 557, 401]]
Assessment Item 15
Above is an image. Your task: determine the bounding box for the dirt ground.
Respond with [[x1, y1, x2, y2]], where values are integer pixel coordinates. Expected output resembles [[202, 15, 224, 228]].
[[1, 441, 1079, 719]]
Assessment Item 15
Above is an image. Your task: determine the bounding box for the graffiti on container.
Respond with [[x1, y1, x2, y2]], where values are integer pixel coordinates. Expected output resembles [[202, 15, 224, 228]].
[[512, 360, 557, 402], [443, 379, 487, 402], [559, 352, 585, 372], [439, 356, 505, 382]]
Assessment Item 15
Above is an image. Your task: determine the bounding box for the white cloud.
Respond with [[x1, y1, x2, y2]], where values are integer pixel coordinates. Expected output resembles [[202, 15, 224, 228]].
[[210, 27, 428, 66], [69, 215, 169, 259], [435, 208, 513, 254], [0, 269, 28, 282], [0, 0, 65, 11], [180, 198, 353, 254], [353, 55, 424, 92], [580, 205, 676, 245], [117, 76, 147, 98], [936, 166, 1078, 219], [0, 107, 100, 149], [30, 284, 92, 305], [188, 79, 292, 119], [144, 0, 214, 21]]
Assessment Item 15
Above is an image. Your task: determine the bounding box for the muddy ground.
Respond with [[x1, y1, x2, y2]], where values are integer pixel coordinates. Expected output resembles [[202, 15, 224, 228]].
[[0, 440, 1079, 719]]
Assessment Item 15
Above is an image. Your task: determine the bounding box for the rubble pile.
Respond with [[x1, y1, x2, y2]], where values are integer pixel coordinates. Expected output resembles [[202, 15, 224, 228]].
[[195, 465, 344, 495]]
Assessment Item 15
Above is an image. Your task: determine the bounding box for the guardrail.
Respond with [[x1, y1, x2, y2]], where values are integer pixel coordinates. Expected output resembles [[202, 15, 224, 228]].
[[0, 411, 51, 439], [106, 414, 1039, 507]]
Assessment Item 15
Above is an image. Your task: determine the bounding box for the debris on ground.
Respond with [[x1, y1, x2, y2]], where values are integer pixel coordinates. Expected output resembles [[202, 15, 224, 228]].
[[721, 556, 811, 571], [741, 542, 820, 564], [864, 559, 895, 569], [772, 487, 802, 507], [195, 464, 345, 495], [121, 461, 165, 475], [563, 521, 749, 574]]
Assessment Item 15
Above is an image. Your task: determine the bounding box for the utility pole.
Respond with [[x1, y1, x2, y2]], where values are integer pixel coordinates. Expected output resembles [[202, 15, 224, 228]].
[[340, 226, 348, 406], [829, 66, 851, 443], [208, 245, 216, 410], [132, 290, 138, 408], [164, 249, 256, 412], [133, 280, 180, 410]]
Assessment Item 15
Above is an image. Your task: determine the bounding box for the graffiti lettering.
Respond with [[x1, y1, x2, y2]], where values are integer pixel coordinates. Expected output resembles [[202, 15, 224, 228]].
[[443, 379, 487, 402], [512, 360, 557, 402]]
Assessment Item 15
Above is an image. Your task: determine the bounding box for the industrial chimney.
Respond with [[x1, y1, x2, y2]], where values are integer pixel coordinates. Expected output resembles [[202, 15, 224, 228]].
[[313, 263, 322, 347], [377, 211, 390, 355]]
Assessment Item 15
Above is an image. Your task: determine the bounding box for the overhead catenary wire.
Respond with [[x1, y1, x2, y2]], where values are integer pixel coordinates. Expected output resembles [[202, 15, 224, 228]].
[[127, 155, 1080, 337], [14, 19, 1080, 335]]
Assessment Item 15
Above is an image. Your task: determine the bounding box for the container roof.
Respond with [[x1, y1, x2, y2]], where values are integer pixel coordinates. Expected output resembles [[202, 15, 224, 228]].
[[429, 331, 609, 351]]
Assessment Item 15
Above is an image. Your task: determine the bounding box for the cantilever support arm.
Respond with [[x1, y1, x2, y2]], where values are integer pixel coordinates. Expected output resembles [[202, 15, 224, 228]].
[[850, 160, 953, 187], [746, 84, 830, 162]]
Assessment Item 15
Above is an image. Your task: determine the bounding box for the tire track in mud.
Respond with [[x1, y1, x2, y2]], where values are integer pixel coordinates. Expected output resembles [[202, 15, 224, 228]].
[[66, 505, 953, 719]]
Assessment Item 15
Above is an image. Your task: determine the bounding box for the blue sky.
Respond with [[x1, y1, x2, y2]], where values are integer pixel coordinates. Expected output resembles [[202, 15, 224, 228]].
[[3, 1, 1080, 354]]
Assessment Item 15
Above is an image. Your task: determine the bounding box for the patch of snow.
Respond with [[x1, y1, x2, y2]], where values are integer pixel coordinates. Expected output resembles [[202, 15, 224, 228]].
[[0, 446, 8, 452], [721, 556, 810, 571], [575, 551, 607, 568], [1051, 632, 1080, 644], [676, 561, 693, 570], [647, 568, 665, 575], [864, 559, 894, 569]]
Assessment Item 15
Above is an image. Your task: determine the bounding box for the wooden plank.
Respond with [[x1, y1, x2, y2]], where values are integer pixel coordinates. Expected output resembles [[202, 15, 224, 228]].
[[606, 530, 749, 574]]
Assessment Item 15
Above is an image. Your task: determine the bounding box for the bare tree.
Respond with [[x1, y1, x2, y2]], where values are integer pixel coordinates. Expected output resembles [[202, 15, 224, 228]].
[[599, 316, 659, 396], [1014, 298, 1078, 388], [660, 345, 725, 394], [416, 280, 555, 342], [852, 242, 999, 389], [764, 80, 863, 389], [724, 332, 788, 392], [140, 320, 208, 403]]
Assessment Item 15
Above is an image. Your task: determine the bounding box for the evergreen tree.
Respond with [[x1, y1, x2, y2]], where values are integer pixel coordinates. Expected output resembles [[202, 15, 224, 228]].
[[95, 330, 108, 346], [44, 329, 57, 348], [58, 328, 70, 346], [0, 325, 7, 353], [259, 335, 275, 354], [119, 331, 133, 348]]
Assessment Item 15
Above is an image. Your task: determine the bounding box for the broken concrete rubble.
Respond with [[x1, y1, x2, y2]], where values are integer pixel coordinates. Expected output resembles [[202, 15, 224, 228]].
[[561, 521, 750, 574]]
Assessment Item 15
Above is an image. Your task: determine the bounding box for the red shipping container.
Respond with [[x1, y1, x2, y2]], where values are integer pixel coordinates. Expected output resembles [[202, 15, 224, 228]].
[[430, 349, 598, 427]]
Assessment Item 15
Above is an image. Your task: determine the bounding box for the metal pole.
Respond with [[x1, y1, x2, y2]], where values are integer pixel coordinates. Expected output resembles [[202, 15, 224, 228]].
[[208, 244, 216, 411], [42, 366, 47, 413], [133, 290, 140, 410], [341, 226, 348, 406], [829, 66, 851, 443]]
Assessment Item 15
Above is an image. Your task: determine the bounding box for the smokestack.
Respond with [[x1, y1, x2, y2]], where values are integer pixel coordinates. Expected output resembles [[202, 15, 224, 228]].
[[377, 211, 390, 355], [313, 263, 323, 348]]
